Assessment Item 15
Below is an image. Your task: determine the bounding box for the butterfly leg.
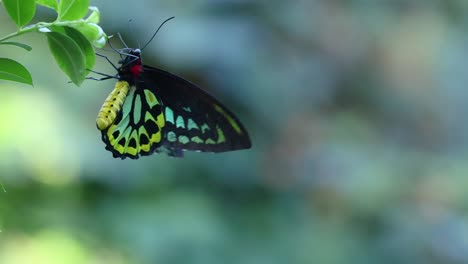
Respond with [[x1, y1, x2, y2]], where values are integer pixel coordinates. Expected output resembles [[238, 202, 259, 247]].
[[106, 40, 126, 61], [85, 76, 115, 81], [117, 32, 129, 48], [96, 53, 119, 71], [67, 75, 114, 83], [87, 69, 118, 79]]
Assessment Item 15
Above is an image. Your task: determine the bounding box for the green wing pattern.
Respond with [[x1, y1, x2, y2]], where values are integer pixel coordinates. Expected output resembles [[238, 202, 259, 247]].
[[98, 80, 165, 159], [97, 67, 251, 159]]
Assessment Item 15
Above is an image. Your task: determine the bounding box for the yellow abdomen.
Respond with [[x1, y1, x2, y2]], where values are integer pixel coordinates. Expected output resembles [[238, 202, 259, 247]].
[[96, 81, 130, 130]]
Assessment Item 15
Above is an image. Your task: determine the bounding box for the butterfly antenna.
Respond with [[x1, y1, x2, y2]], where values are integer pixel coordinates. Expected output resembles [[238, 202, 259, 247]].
[[142, 16, 175, 50], [137, 39, 141, 50], [127, 18, 142, 49]]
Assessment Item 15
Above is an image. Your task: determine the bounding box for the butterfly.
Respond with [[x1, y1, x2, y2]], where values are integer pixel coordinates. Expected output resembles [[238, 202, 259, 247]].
[[93, 18, 251, 159]]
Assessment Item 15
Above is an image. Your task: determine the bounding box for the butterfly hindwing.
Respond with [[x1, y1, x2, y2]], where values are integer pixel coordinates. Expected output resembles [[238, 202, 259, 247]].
[[141, 66, 251, 154], [99, 81, 165, 159]]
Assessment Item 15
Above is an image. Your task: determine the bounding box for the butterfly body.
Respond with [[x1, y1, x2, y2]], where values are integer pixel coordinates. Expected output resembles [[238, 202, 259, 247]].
[[96, 80, 129, 130], [97, 49, 251, 159]]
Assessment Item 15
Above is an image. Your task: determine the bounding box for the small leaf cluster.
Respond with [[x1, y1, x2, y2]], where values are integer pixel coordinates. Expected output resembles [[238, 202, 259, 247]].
[[0, 0, 107, 86]]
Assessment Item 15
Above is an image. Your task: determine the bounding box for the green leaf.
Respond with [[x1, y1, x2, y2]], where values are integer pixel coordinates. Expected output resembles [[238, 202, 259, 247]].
[[85, 6, 100, 23], [70, 22, 107, 48], [57, 0, 89, 21], [36, 0, 57, 10], [0, 58, 33, 85], [3, 0, 36, 27], [49, 26, 95, 70], [46, 32, 86, 86], [0, 41, 32, 51], [63, 27, 95, 71]]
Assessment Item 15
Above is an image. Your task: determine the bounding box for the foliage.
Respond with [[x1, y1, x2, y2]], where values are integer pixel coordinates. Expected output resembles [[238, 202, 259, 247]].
[[0, 58, 33, 85], [0, 0, 106, 86]]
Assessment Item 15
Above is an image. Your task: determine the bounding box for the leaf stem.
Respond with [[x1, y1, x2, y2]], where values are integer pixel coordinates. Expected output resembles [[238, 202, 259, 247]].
[[0, 20, 88, 43]]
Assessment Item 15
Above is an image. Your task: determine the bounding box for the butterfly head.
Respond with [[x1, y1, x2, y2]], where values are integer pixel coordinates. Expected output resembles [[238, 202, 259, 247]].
[[118, 48, 143, 84]]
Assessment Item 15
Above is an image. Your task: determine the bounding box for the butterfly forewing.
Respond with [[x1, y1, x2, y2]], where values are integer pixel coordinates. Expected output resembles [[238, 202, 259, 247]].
[[141, 66, 251, 154]]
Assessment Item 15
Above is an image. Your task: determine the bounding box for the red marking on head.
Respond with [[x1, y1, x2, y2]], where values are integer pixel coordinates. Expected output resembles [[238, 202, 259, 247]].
[[130, 60, 143, 77]]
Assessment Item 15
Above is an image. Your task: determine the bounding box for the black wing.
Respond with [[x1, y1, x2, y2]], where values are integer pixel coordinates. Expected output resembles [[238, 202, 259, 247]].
[[140, 65, 251, 155]]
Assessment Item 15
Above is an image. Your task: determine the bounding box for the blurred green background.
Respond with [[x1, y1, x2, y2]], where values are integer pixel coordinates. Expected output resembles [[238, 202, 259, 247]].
[[2, 0, 468, 263]]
